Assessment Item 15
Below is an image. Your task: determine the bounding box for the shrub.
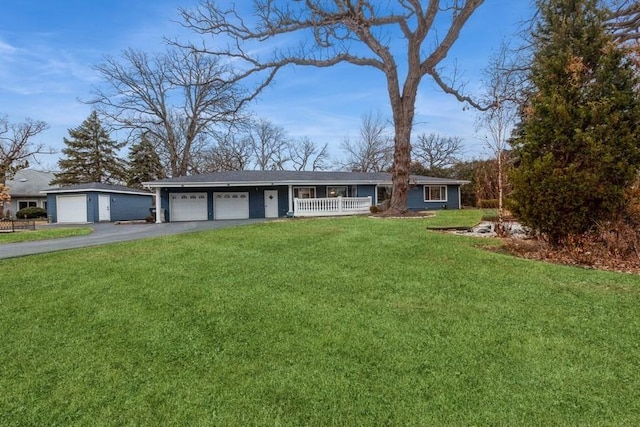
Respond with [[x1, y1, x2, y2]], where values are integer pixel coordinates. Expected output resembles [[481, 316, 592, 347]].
[[369, 205, 379, 214], [478, 199, 499, 209], [16, 207, 47, 219]]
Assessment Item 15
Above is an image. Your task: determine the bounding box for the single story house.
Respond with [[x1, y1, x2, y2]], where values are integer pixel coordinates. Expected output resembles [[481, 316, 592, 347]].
[[144, 171, 468, 223], [5, 169, 58, 217], [42, 183, 154, 224]]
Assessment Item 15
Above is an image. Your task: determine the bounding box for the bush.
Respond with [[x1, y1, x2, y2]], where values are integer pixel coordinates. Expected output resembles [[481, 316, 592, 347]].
[[16, 207, 47, 219], [369, 205, 379, 214], [478, 199, 499, 209]]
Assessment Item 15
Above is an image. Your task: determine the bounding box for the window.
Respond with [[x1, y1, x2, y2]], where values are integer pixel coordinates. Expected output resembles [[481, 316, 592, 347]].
[[18, 200, 38, 210], [377, 185, 392, 203], [424, 186, 447, 202], [327, 186, 348, 197], [293, 187, 316, 199]]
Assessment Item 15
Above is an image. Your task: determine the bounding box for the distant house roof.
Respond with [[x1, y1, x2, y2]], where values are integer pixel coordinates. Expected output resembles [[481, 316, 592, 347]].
[[144, 170, 469, 188], [6, 169, 58, 197], [41, 182, 152, 196]]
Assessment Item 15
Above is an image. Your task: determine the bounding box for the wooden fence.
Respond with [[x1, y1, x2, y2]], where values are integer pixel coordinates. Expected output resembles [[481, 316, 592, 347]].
[[0, 219, 36, 232]]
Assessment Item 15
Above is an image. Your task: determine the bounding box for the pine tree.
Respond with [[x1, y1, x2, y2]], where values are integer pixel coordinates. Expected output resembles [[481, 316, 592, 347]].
[[509, 0, 640, 245], [51, 111, 127, 186], [126, 134, 165, 188]]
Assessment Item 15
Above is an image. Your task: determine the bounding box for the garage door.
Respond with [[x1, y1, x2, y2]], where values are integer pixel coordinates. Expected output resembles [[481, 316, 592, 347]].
[[57, 195, 87, 223], [170, 192, 208, 221], [214, 192, 249, 220]]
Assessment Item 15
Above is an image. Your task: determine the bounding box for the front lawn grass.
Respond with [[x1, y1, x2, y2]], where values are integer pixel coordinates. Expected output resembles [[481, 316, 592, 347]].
[[0, 227, 92, 243], [422, 208, 484, 228], [1, 215, 639, 425]]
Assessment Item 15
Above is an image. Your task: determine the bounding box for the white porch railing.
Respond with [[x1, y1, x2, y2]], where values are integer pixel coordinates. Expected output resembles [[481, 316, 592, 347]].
[[293, 196, 372, 217]]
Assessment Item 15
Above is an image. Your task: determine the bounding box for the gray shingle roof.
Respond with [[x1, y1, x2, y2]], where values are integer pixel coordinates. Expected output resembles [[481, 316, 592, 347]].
[[144, 170, 468, 187], [41, 182, 152, 195], [6, 169, 58, 197]]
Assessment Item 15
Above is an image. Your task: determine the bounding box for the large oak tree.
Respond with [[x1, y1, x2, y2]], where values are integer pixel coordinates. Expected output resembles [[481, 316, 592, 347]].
[[179, 0, 485, 213]]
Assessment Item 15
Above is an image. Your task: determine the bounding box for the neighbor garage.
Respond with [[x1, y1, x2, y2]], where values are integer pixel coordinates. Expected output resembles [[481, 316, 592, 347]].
[[43, 183, 153, 224], [56, 194, 88, 223]]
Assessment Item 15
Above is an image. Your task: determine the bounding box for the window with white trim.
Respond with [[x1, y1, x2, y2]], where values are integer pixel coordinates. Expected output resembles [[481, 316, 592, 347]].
[[18, 200, 38, 210], [293, 187, 316, 199], [327, 186, 347, 197], [423, 186, 447, 202]]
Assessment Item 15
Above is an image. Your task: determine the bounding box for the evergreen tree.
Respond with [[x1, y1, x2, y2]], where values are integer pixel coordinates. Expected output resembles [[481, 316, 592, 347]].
[[126, 134, 165, 188], [52, 111, 127, 186], [509, 0, 640, 245]]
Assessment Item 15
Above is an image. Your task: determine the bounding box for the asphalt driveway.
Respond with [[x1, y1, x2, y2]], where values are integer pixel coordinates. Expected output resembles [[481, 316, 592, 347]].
[[0, 219, 267, 260]]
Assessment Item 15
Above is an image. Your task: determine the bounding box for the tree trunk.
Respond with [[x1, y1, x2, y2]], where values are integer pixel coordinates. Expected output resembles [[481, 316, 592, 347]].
[[496, 149, 504, 236], [387, 74, 418, 214], [389, 121, 412, 213]]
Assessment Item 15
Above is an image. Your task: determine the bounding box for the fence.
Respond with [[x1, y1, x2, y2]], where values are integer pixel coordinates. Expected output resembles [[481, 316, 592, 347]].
[[0, 219, 37, 232]]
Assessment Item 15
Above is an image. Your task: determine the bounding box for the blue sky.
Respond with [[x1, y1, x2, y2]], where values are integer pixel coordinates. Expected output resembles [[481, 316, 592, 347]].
[[0, 1, 533, 170]]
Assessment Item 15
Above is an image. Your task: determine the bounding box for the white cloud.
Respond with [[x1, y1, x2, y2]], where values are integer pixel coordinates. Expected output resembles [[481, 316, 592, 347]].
[[0, 39, 17, 54]]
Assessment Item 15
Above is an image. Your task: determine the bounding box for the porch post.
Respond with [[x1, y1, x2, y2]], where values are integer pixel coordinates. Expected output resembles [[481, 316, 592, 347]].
[[155, 187, 162, 223], [288, 185, 294, 215]]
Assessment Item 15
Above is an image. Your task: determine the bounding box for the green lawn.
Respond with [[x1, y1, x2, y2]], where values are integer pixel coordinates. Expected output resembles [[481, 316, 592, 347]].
[[1, 214, 639, 425], [0, 226, 92, 243]]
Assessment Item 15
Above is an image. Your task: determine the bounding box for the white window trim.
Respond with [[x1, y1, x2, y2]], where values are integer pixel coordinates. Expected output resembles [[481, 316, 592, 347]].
[[293, 186, 316, 199], [423, 185, 448, 202], [17, 199, 40, 210], [326, 185, 348, 198]]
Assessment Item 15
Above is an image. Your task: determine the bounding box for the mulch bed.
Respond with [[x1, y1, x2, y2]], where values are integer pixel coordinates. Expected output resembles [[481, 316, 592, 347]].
[[499, 237, 640, 275]]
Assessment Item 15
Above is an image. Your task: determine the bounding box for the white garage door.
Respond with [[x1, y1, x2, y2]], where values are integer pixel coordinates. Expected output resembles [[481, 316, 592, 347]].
[[57, 195, 87, 223], [170, 192, 208, 221], [214, 192, 249, 220]]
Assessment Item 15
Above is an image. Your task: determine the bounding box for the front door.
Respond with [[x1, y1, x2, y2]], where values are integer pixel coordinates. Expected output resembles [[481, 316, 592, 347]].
[[264, 190, 279, 218], [99, 194, 111, 222]]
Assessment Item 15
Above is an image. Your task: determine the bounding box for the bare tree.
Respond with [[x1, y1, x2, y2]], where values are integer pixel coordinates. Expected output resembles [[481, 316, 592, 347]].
[[92, 48, 247, 177], [179, 0, 487, 213], [246, 119, 290, 170], [289, 137, 331, 171], [606, 0, 640, 44], [197, 134, 253, 172], [340, 111, 393, 172], [0, 115, 51, 183], [0, 115, 51, 215], [476, 42, 521, 234], [412, 133, 464, 173]]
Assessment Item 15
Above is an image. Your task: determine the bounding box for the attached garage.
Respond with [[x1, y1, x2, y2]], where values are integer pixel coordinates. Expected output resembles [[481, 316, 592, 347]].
[[170, 192, 208, 221], [214, 192, 249, 220], [56, 195, 88, 223]]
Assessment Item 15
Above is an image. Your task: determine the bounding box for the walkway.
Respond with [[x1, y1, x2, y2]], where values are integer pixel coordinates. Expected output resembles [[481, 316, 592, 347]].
[[0, 219, 267, 260]]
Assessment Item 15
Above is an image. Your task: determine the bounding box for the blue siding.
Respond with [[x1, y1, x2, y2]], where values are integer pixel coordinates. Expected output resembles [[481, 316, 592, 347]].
[[355, 185, 376, 200], [407, 185, 461, 210], [158, 183, 462, 221], [46, 191, 153, 223], [46, 194, 59, 222], [161, 186, 291, 221], [110, 193, 153, 221]]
